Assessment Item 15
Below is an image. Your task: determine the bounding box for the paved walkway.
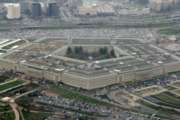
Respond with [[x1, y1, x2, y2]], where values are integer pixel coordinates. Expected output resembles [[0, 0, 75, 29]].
[[1, 97, 20, 120], [9, 102, 20, 120]]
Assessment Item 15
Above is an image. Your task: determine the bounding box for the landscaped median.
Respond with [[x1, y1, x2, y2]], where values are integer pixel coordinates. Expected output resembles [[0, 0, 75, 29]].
[[0, 79, 28, 94]]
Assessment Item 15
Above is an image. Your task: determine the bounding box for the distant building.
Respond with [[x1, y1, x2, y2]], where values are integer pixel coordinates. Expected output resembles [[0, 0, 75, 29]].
[[96, 4, 115, 16], [78, 3, 115, 16], [47, 2, 59, 17], [149, 0, 175, 12], [31, 2, 42, 18], [4, 3, 21, 19], [20, 1, 30, 14], [78, 6, 97, 16], [174, 0, 180, 8], [175, 0, 180, 4], [0, 4, 6, 17]]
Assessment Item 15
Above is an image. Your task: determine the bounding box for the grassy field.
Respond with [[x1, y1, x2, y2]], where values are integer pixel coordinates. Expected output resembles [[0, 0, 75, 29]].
[[159, 27, 180, 35], [0, 102, 14, 120], [49, 85, 111, 106], [151, 92, 180, 108], [0, 111, 15, 120], [0, 80, 25, 92], [138, 100, 180, 120], [22, 110, 50, 120], [0, 102, 11, 112], [2, 40, 26, 50]]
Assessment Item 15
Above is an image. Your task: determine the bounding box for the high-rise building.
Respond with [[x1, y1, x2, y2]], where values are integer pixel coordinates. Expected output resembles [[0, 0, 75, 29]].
[[4, 3, 21, 19], [20, 1, 30, 14], [31, 2, 42, 18], [47, 2, 59, 17], [150, 0, 175, 12]]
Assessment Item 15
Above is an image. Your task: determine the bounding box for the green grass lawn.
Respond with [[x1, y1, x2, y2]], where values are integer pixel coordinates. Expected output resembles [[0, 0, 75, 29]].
[[0, 80, 25, 92], [0, 102, 11, 112], [159, 28, 180, 35], [0, 99, 14, 118], [138, 100, 180, 119], [2, 40, 26, 50], [152, 92, 180, 108], [49, 85, 111, 106], [0, 111, 15, 120], [22, 110, 49, 120]]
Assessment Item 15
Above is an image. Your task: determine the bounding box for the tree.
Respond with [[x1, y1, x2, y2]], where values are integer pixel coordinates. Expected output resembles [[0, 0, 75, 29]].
[[99, 47, 108, 55], [74, 46, 80, 54], [110, 49, 116, 57], [79, 46, 83, 53], [74, 46, 83, 54], [66, 47, 72, 56]]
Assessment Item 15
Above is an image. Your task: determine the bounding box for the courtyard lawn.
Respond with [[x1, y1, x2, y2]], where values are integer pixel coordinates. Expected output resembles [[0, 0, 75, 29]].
[[0, 79, 25, 92]]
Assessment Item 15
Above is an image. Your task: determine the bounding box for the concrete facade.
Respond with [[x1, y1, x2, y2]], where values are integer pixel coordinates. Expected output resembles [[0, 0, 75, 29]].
[[0, 38, 180, 90], [0, 59, 180, 90]]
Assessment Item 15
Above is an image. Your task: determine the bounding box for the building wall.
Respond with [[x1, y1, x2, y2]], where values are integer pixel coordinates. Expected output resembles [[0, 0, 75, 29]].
[[31, 3, 42, 17], [134, 66, 163, 80], [121, 71, 136, 82], [150, 0, 175, 12], [43, 71, 60, 81], [87, 74, 117, 90], [5, 3, 21, 19], [62, 73, 89, 89], [18, 64, 44, 79], [0, 59, 180, 90]]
